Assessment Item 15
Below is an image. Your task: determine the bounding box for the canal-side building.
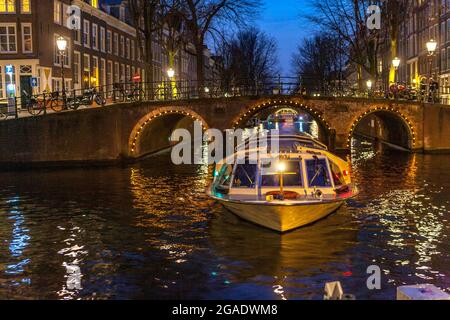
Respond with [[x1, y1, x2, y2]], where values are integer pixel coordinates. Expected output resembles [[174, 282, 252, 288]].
[[386, 0, 450, 103], [0, 0, 146, 98], [0, 0, 219, 100]]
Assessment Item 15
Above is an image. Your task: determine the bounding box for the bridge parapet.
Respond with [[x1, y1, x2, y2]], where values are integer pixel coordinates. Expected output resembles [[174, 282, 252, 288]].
[[1, 95, 450, 167]]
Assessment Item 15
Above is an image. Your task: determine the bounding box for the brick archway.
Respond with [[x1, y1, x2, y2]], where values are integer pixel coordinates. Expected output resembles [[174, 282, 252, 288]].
[[128, 106, 209, 158], [231, 98, 333, 132], [347, 106, 417, 149]]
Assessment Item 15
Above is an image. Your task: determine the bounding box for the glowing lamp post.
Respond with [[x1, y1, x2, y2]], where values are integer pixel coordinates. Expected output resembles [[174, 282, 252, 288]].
[[392, 57, 400, 97], [56, 36, 68, 109], [426, 39, 438, 103], [366, 79, 372, 97], [277, 161, 286, 195], [167, 68, 175, 79], [426, 39, 438, 56]]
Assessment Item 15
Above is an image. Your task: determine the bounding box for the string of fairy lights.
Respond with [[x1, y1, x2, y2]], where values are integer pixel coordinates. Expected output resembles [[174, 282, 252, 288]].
[[129, 100, 417, 155], [347, 106, 416, 149], [130, 108, 208, 155]]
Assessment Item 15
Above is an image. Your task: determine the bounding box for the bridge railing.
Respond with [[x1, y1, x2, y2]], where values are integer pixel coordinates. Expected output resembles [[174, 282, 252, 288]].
[[0, 77, 444, 120]]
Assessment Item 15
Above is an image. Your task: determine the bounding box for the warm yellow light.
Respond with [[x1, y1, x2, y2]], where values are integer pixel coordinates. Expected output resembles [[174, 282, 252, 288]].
[[167, 68, 175, 78], [56, 36, 67, 51], [366, 80, 372, 89], [392, 57, 401, 69], [426, 39, 438, 55], [277, 161, 286, 173]]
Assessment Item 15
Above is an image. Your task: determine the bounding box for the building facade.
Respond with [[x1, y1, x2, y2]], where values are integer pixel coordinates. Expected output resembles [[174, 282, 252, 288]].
[[0, 0, 149, 99], [396, 0, 450, 103], [0, 0, 218, 101]]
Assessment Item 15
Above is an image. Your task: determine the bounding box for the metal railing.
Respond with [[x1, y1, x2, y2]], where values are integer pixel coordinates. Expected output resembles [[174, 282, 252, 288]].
[[0, 77, 445, 121]]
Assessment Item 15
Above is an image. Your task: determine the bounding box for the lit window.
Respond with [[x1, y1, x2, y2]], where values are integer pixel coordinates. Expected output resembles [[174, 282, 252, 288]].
[[91, 0, 98, 8], [0, 0, 15, 13], [21, 0, 30, 13], [0, 24, 17, 53], [54, 1, 61, 24]]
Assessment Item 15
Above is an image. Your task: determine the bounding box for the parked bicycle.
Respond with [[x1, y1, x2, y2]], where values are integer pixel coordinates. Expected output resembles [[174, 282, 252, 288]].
[[68, 87, 106, 110], [23, 91, 64, 115], [114, 83, 145, 102]]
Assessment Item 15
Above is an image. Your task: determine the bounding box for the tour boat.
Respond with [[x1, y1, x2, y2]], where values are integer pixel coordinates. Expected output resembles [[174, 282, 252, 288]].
[[207, 134, 358, 233]]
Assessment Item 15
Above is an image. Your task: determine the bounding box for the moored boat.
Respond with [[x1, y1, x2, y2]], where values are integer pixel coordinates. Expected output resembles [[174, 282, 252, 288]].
[[207, 134, 358, 232]]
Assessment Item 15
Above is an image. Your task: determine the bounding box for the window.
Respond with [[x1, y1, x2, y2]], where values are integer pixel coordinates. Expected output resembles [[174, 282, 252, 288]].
[[306, 158, 332, 188], [100, 27, 105, 52], [120, 64, 125, 82], [92, 23, 98, 50], [83, 54, 90, 71], [106, 30, 112, 53], [113, 33, 118, 55], [120, 35, 124, 57], [73, 51, 81, 88], [131, 40, 135, 60], [261, 161, 302, 187], [330, 161, 345, 187], [21, 23, 32, 53], [0, 0, 15, 13], [126, 38, 130, 58], [126, 65, 131, 82], [100, 58, 105, 87], [232, 164, 257, 188], [92, 56, 98, 86], [107, 60, 113, 96], [52, 78, 61, 92], [114, 62, 119, 84], [91, 0, 98, 8], [83, 20, 90, 47], [21, 0, 30, 13], [0, 24, 17, 53], [54, 1, 61, 24]]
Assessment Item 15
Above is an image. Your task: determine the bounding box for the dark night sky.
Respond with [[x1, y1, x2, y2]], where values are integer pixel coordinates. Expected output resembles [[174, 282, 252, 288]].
[[103, 0, 315, 75], [256, 0, 314, 75]]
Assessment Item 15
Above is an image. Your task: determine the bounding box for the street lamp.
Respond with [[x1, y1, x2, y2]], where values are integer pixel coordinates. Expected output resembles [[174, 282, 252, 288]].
[[366, 80, 373, 98], [392, 57, 400, 70], [426, 39, 438, 56], [167, 68, 175, 79], [426, 39, 438, 103], [56, 36, 68, 109]]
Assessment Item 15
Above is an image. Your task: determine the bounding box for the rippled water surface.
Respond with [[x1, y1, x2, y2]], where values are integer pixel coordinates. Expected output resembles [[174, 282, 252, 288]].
[[0, 131, 449, 299]]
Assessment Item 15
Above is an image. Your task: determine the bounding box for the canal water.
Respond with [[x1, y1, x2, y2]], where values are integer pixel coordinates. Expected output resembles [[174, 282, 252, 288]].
[[0, 119, 449, 300]]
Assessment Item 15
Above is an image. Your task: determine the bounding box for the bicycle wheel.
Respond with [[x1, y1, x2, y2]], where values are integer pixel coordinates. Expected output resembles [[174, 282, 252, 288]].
[[95, 94, 106, 106], [28, 100, 44, 116], [50, 98, 64, 112], [67, 98, 80, 110]]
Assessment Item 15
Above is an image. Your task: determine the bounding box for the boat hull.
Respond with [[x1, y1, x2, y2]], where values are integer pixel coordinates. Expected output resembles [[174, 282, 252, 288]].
[[218, 200, 343, 233]]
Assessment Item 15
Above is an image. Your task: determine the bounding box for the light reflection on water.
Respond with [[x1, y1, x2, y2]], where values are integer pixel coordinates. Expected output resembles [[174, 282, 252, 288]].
[[0, 121, 449, 300]]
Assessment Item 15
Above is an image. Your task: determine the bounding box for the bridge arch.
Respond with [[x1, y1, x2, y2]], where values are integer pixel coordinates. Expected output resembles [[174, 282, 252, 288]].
[[232, 99, 332, 131], [128, 106, 209, 158], [347, 106, 417, 150], [231, 99, 334, 146]]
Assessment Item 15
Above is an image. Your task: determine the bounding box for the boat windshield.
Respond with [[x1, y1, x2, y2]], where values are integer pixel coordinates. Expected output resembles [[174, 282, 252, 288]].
[[306, 158, 332, 188], [232, 164, 257, 188], [261, 160, 303, 187]]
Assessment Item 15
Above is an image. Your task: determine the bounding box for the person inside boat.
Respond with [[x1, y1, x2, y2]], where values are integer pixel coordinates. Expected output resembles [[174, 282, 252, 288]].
[[233, 164, 257, 188], [306, 158, 332, 188]]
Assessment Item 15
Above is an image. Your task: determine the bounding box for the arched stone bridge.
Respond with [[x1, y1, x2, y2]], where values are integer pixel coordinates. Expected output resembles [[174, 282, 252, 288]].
[[1, 95, 450, 166]]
